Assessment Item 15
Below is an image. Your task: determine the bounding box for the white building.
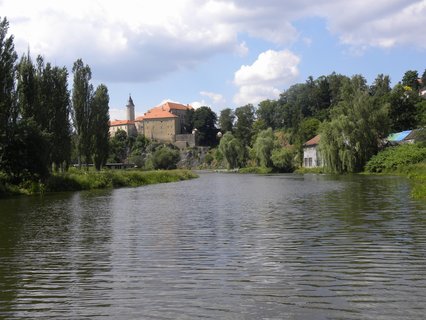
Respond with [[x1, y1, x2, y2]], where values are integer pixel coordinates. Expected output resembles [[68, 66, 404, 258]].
[[303, 134, 322, 168]]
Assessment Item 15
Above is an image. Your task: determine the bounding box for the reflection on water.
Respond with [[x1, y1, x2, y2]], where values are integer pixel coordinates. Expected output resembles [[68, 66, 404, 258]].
[[1, 173, 426, 319]]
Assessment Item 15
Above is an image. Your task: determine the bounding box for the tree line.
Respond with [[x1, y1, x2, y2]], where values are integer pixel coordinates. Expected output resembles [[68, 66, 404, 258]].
[[0, 17, 110, 185], [209, 72, 426, 173]]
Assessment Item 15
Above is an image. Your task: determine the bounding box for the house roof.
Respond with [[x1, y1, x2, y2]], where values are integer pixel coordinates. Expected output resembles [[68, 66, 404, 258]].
[[110, 120, 134, 126], [135, 116, 145, 121], [156, 101, 192, 112], [143, 109, 178, 119], [304, 134, 320, 146], [386, 130, 412, 142]]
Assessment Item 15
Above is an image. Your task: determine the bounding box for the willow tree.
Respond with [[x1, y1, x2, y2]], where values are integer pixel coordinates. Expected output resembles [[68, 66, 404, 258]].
[[218, 132, 243, 169], [320, 89, 389, 173], [253, 128, 275, 168]]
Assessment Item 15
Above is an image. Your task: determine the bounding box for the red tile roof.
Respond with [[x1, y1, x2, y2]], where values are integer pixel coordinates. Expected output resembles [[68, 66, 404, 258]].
[[110, 120, 134, 126], [304, 134, 320, 146], [143, 109, 178, 119], [135, 116, 145, 121], [156, 101, 193, 112]]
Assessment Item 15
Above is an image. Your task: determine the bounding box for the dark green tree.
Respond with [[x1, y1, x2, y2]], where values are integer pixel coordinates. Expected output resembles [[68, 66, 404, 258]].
[[370, 74, 391, 98], [256, 99, 286, 130], [36, 57, 72, 172], [389, 83, 420, 131], [193, 106, 217, 146], [0, 17, 18, 172], [234, 104, 255, 147], [17, 52, 38, 121], [108, 129, 129, 163], [183, 108, 194, 133], [218, 108, 235, 133], [92, 84, 110, 170], [49, 65, 71, 171], [72, 59, 94, 167], [402, 70, 420, 91]]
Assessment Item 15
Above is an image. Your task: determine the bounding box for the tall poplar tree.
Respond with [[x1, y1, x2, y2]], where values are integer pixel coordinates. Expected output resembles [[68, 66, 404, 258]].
[[0, 17, 18, 171], [46, 63, 71, 171], [72, 59, 93, 167], [92, 84, 110, 170]]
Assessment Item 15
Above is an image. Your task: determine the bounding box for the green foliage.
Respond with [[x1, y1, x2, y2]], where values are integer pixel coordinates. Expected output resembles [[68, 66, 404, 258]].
[[256, 100, 284, 129], [42, 169, 197, 193], [365, 144, 426, 173], [0, 17, 18, 172], [271, 147, 296, 172], [320, 88, 390, 173], [218, 108, 235, 133], [218, 132, 244, 169], [72, 58, 94, 166], [402, 70, 420, 91], [2, 119, 50, 183], [92, 84, 110, 170], [234, 104, 255, 147], [108, 129, 129, 163], [389, 83, 421, 132], [150, 145, 180, 170], [193, 106, 217, 146], [253, 128, 275, 167]]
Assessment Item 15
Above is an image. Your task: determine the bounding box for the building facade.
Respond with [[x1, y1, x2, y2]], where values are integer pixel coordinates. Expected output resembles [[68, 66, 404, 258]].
[[110, 98, 195, 147], [303, 134, 322, 168]]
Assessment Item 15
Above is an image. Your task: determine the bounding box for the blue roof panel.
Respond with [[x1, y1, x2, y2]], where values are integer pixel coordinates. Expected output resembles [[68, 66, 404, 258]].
[[387, 130, 412, 141]]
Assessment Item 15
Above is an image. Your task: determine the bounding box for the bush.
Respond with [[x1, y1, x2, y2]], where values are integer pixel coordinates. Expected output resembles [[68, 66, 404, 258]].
[[365, 144, 426, 173], [271, 147, 295, 172], [151, 146, 180, 170]]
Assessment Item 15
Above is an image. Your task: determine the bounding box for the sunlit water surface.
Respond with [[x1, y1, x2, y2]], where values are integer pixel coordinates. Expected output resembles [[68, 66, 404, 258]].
[[1, 173, 426, 319]]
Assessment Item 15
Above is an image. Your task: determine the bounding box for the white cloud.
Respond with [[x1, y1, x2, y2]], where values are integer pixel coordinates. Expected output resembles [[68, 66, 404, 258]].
[[200, 91, 226, 105], [2, 0, 426, 86], [233, 49, 300, 106]]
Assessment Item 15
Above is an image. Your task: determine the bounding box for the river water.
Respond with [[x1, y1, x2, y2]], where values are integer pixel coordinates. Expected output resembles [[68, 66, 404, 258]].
[[0, 173, 426, 319]]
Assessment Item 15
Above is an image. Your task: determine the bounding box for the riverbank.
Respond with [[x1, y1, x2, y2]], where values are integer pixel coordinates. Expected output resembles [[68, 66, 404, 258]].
[[387, 163, 426, 200], [0, 169, 198, 196]]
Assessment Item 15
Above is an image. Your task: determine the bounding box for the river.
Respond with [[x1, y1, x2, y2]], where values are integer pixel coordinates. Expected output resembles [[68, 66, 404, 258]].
[[0, 173, 426, 319]]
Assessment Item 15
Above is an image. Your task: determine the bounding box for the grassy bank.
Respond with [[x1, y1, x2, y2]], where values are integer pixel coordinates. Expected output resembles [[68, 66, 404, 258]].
[[0, 169, 198, 196], [389, 163, 426, 200], [363, 144, 426, 200]]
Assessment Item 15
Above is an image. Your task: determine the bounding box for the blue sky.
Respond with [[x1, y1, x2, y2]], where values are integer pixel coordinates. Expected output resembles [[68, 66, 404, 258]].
[[2, 0, 426, 119]]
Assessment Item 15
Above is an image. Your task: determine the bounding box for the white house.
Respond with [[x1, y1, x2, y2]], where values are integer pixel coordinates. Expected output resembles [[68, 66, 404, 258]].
[[303, 134, 322, 168]]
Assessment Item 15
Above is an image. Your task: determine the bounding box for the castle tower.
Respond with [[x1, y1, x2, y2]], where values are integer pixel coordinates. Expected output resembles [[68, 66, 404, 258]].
[[126, 95, 135, 121]]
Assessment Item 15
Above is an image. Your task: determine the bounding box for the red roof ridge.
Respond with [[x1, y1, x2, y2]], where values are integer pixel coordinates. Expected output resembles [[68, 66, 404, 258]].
[[304, 134, 321, 146], [110, 120, 134, 126]]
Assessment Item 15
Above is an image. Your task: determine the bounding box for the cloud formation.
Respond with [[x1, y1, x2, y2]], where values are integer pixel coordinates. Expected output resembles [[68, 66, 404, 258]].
[[3, 0, 425, 85], [233, 50, 300, 106]]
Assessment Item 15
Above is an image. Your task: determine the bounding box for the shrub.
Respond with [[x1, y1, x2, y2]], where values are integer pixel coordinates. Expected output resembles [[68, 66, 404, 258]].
[[365, 144, 426, 173], [151, 146, 180, 170]]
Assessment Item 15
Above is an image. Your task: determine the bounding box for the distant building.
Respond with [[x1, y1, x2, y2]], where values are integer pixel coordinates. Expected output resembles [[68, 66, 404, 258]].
[[303, 134, 322, 168], [110, 97, 196, 148], [385, 129, 422, 145], [109, 96, 137, 136]]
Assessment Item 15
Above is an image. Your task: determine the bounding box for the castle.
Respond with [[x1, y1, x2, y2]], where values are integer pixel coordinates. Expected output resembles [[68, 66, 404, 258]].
[[109, 97, 196, 148]]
